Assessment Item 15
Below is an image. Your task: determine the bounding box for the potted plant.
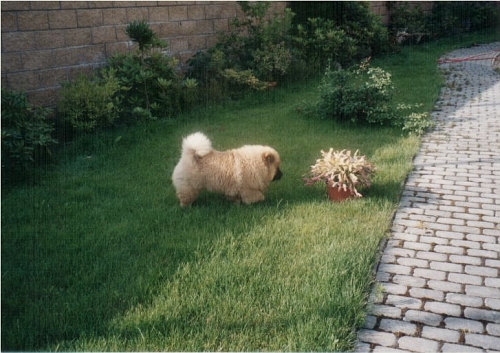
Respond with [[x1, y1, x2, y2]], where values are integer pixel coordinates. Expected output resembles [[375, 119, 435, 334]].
[[304, 148, 376, 201]]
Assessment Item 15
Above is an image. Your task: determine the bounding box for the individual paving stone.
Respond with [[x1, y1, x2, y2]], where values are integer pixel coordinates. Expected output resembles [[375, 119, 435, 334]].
[[435, 230, 464, 239], [386, 295, 422, 310], [487, 323, 500, 336], [376, 271, 391, 282], [357, 329, 397, 347], [465, 265, 499, 277], [403, 241, 432, 251], [378, 264, 412, 275], [467, 233, 496, 243], [381, 282, 408, 296], [393, 232, 420, 242], [397, 336, 439, 352], [444, 317, 484, 333], [381, 254, 396, 264], [453, 212, 481, 221], [419, 235, 449, 245], [485, 277, 500, 288], [397, 257, 429, 268], [385, 247, 416, 258], [483, 227, 500, 236], [363, 315, 377, 329], [404, 310, 442, 326], [466, 285, 500, 299], [464, 307, 500, 324], [354, 342, 371, 352], [369, 304, 402, 319], [430, 261, 463, 273], [486, 259, 500, 268], [467, 249, 498, 259], [441, 343, 484, 352], [427, 279, 463, 293], [467, 220, 496, 229], [483, 243, 500, 253], [485, 298, 500, 310], [414, 268, 447, 281], [465, 333, 500, 350], [449, 255, 482, 266], [416, 251, 448, 262], [393, 275, 427, 288], [452, 225, 480, 234], [421, 326, 460, 343], [424, 301, 462, 316], [450, 239, 481, 249], [379, 319, 417, 336], [409, 287, 444, 301], [446, 293, 483, 307], [373, 346, 413, 353], [434, 245, 465, 255], [448, 273, 483, 285]]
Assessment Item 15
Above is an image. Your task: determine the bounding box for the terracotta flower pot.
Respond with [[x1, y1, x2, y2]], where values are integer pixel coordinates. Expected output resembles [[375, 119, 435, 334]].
[[327, 185, 355, 202]]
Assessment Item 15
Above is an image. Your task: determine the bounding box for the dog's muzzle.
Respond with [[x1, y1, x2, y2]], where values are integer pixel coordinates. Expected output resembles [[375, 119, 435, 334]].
[[273, 168, 283, 181]]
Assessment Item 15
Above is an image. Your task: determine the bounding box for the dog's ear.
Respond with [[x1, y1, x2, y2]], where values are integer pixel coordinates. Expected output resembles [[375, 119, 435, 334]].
[[263, 152, 275, 165]]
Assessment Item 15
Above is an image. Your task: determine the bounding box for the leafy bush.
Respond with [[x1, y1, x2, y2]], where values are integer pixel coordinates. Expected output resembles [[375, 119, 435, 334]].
[[428, 2, 499, 37], [58, 69, 121, 132], [292, 18, 358, 72], [387, 2, 429, 44], [318, 59, 395, 125], [290, 2, 389, 58], [187, 2, 294, 99], [108, 21, 183, 120], [315, 59, 434, 135], [126, 20, 165, 53], [388, 2, 499, 42], [2, 89, 57, 183]]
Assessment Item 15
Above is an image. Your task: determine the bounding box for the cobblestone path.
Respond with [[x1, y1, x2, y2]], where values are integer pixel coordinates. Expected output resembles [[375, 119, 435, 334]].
[[356, 43, 500, 352]]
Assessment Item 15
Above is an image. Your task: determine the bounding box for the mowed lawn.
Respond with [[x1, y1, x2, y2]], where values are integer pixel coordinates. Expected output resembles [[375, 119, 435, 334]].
[[2, 30, 497, 351]]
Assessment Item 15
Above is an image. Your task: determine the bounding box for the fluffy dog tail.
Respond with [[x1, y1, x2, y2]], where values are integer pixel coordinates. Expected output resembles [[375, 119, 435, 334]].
[[182, 132, 212, 158]]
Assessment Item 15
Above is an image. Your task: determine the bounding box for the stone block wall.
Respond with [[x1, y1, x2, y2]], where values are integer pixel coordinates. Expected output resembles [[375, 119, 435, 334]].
[[1, 1, 286, 106]]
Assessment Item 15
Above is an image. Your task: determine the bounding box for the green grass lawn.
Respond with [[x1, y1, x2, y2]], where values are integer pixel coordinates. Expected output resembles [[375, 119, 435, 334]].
[[2, 30, 498, 351]]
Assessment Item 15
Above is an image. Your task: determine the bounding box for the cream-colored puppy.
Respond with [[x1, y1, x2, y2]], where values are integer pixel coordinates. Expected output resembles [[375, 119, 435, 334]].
[[172, 132, 282, 206]]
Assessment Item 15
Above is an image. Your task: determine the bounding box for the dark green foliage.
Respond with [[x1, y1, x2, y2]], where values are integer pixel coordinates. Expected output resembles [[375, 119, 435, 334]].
[[126, 20, 166, 53], [315, 59, 434, 135], [1, 89, 57, 184], [428, 2, 499, 37], [110, 21, 183, 120], [387, 2, 428, 39], [292, 18, 358, 72], [187, 2, 295, 99], [58, 69, 121, 132], [108, 52, 182, 120], [290, 2, 389, 58], [317, 60, 395, 125], [58, 21, 184, 129], [388, 1, 499, 43]]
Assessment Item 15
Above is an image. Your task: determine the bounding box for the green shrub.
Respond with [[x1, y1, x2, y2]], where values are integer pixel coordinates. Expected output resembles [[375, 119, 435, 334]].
[[315, 59, 434, 135], [125, 20, 165, 54], [58, 69, 121, 132], [292, 18, 358, 72], [187, 2, 294, 98], [1, 89, 57, 183], [318, 59, 395, 125], [290, 2, 389, 58], [388, 2, 499, 41], [109, 21, 183, 120], [429, 2, 499, 37], [387, 2, 428, 44]]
